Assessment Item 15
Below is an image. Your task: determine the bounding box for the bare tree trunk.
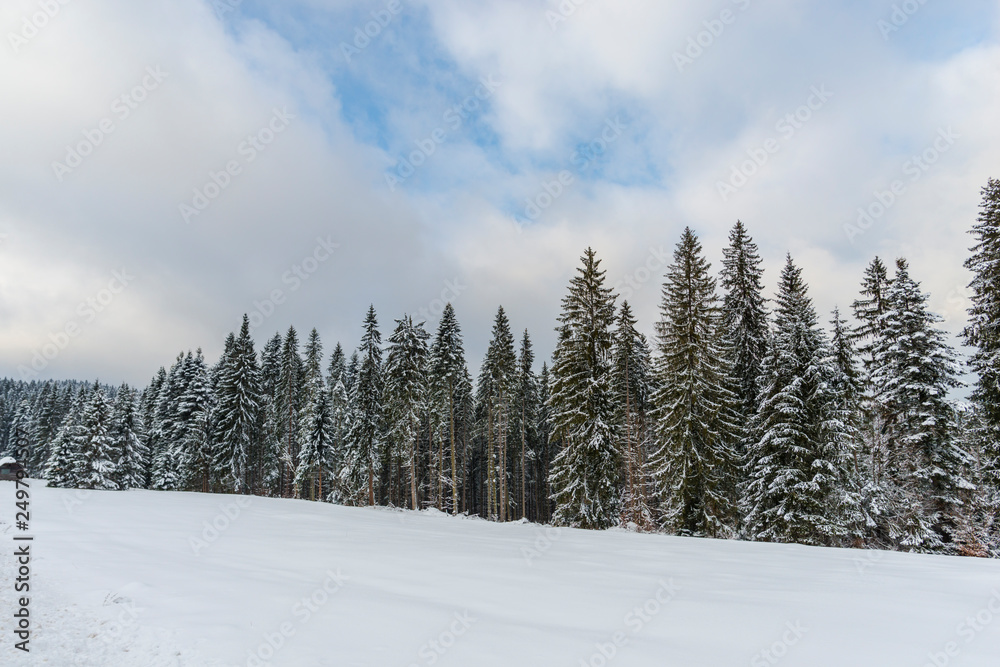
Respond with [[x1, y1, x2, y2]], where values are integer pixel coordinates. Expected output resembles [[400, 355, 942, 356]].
[[410, 415, 418, 510]]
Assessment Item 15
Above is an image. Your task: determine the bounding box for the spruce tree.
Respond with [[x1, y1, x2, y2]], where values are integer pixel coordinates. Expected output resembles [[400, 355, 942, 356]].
[[648, 228, 741, 537], [76, 384, 118, 490], [110, 384, 148, 490], [478, 307, 517, 520], [326, 343, 351, 502], [213, 316, 262, 494], [150, 354, 185, 491], [548, 248, 621, 529], [513, 329, 539, 520], [963, 178, 1000, 508], [872, 259, 968, 551], [744, 256, 853, 546], [296, 388, 335, 501], [45, 391, 87, 488], [428, 303, 469, 514], [613, 301, 654, 530], [276, 327, 305, 497], [174, 351, 213, 492], [258, 333, 283, 495], [295, 329, 326, 498], [342, 306, 385, 506], [535, 362, 554, 523], [829, 308, 881, 546], [385, 316, 430, 510], [720, 221, 769, 426], [851, 256, 891, 371]]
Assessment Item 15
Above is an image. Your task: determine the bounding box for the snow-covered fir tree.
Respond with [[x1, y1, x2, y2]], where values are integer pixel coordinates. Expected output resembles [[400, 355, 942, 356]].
[[744, 256, 854, 546], [213, 316, 262, 494], [276, 327, 305, 497], [548, 248, 621, 530], [384, 315, 429, 510], [45, 389, 89, 488], [612, 301, 655, 530], [963, 177, 1000, 516], [720, 220, 769, 429], [872, 258, 969, 552], [75, 384, 118, 490], [110, 384, 148, 490], [342, 306, 385, 506], [512, 329, 539, 521], [429, 303, 470, 514], [478, 306, 517, 520], [648, 228, 741, 538]]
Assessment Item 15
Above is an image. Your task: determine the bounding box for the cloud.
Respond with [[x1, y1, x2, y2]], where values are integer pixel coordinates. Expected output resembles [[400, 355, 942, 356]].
[[0, 0, 997, 386]]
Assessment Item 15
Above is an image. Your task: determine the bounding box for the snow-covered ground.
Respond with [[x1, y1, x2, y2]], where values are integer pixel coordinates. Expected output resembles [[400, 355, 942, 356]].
[[1, 481, 999, 667]]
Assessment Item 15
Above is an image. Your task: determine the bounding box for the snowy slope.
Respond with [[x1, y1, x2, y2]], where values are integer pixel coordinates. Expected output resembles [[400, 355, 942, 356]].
[[1, 481, 999, 667]]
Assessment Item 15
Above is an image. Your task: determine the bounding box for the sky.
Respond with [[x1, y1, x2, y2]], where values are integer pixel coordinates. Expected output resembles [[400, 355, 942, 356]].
[[1, 0, 998, 387]]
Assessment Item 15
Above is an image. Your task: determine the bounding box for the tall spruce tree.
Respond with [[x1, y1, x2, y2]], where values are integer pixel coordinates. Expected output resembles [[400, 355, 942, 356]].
[[429, 303, 469, 514], [513, 329, 539, 521], [385, 316, 430, 510], [963, 178, 1000, 509], [648, 228, 741, 537], [176, 351, 213, 492], [76, 384, 118, 490], [612, 301, 654, 530], [720, 221, 769, 426], [342, 306, 385, 506], [276, 327, 305, 497], [110, 384, 148, 490], [872, 258, 968, 551], [213, 316, 262, 493], [744, 256, 853, 546], [478, 307, 517, 520], [548, 248, 621, 529]]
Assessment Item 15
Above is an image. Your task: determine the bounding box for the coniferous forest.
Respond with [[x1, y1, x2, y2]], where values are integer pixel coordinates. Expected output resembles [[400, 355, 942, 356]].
[[4, 179, 999, 558]]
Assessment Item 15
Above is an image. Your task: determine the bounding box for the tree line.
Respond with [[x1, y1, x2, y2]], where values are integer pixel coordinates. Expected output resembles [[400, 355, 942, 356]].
[[3, 179, 999, 557]]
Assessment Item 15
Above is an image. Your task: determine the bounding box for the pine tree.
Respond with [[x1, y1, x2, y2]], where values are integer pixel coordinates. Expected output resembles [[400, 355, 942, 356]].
[[342, 306, 385, 506], [872, 259, 968, 551], [428, 304, 470, 515], [744, 256, 853, 546], [385, 316, 430, 510], [76, 384, 118, 490], [720, 220, 769, 427], [548, 248, 621, 529], [649, 228, 741, 537], [213, 316, 262, 494], [612, 301, 655, 530]]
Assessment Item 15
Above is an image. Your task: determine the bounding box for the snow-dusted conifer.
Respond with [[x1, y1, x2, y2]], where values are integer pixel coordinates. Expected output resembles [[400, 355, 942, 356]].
[[649, 228, 741, 537], [342, 306, 385, 506], [548, 248, 621, 530], [744, 257, 853, 546]]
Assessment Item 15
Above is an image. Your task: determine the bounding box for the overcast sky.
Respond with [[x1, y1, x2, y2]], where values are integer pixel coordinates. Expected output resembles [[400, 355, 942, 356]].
[[1, 0, 998, 387]]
